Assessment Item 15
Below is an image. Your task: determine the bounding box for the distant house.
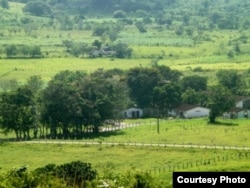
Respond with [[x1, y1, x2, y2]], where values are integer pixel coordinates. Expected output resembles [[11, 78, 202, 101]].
[[89, 47, 116, 58], [122, 107, 143, 119], [235, 96, 250, 109], [171, 104, 210, 119], [222, 96, 250, 119], [223, 107, 250, 119]]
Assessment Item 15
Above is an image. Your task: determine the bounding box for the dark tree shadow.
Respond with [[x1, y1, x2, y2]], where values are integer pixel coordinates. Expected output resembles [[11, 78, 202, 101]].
[[208, 121, 239, 126], [81, 130, 126, 139], [0, 130, 126, 142]]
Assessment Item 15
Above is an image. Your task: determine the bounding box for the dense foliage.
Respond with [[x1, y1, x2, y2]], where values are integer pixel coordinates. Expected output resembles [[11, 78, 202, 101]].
[[8, 0, 250, 30], [0, 66, 245, 139], [0, 160, 163, 188]]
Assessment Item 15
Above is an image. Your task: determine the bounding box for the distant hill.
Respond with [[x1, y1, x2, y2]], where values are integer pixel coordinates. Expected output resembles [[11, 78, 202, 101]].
[[6, 0, 250, 30]]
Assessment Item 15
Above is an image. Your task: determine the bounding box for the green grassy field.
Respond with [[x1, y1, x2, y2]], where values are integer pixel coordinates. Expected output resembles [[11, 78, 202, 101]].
[[1, 2, 250, 186], [1, 56, 250, 86], [0, 142, 249, 184], [1, 118, 249, 147], [95, 118, 250, 147], [1, 118, 250, 181]]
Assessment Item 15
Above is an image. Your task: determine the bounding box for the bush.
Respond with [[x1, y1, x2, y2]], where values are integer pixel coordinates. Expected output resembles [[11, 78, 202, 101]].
[[111, 43, 133, 58], [33, 161, 97, 187], [4, 45, 43, 58], [113, 10, 127, 18], [22, 1, 53, 17], [56, 161, 97, 186]]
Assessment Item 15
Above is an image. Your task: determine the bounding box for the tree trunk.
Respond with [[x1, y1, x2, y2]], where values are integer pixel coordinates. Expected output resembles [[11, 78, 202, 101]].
[[14, 130, 19, 140], [93, 125, 99, 134], [209, 114, 216, 123]]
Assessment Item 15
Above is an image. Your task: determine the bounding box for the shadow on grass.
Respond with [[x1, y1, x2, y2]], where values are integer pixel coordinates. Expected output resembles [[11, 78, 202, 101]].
[[208, 121, 239, 126], [82, 130, 126, 139], [0, 130, 126, 142]]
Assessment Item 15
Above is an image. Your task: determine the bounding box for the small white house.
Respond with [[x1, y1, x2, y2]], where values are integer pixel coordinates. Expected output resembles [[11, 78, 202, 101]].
[[173, 104, 210, 119], [122, 107, 143, 119]]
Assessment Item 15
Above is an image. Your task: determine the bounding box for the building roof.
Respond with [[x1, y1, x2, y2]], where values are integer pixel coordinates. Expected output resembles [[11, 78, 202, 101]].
[[227, 107, 247, 113], [125, 107, 143, 111], [174, 104, 197, 111], [234, 96, 250, 103]]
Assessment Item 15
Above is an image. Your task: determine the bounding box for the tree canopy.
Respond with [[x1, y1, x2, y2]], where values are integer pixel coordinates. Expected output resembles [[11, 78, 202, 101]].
[[216, 69, 246, 95], [0, 86, 35, 139], [207, 85, 235, 123], [40, 69, 129, 138]]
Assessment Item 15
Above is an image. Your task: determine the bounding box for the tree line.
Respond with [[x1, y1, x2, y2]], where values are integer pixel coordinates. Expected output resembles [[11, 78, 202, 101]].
[[4, 44, 43, 58], [0, 66, 248, 140], [8, 0, 250, 31]]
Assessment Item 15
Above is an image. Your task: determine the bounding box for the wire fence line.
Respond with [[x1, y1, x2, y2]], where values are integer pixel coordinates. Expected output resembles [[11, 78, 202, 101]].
[[17, 140, 250, 175], [20, 140, 250, 174], [145, 151, 250, 174], [20, 140, 250, 151]]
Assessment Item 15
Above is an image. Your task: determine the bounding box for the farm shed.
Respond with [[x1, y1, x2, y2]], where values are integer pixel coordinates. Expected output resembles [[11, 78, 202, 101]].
[[235, 96, 250, 109], [173, 104, 210, 119], [122, 107, 143, 119], [223, 108, 250, 119]]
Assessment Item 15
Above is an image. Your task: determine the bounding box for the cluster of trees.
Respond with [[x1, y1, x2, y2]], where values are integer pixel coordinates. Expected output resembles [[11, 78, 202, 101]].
[[0, 0, 9, 9], [4, 44, 43, 58], [3, 0, 250, 60], [1, 66, 247, 139], [12, 0, 250, 30], [0, 160, 161, 188], [62, 39, 132, 58]]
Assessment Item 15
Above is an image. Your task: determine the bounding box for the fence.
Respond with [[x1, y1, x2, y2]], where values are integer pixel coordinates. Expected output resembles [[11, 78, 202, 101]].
[[145, 151, 250, 174], [13, 139, 250, 176]]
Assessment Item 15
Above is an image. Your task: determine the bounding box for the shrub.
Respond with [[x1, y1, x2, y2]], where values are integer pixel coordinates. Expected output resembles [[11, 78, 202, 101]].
[[56, 161, 97, 186], [113, 10, 127, 18]]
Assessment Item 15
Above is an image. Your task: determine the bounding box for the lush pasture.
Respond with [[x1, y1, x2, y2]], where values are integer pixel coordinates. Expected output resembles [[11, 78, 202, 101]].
[[1, 118, 250, 147], [0, 58, 151, 84], [0, 142, 249, 184], [93, 118, 250, 147], [1, 2, 250, 185], [1, 56, 250, 86], [0, 118, 250, 185]]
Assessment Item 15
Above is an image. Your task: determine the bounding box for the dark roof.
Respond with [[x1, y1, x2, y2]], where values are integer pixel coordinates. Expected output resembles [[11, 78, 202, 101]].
[[175, 104, 197, 111], [227, 107, 247, 113], [234, 96, 250, 103]]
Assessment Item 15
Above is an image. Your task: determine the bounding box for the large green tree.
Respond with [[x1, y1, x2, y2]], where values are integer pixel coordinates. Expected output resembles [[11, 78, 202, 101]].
[[41, 70, 86, 138], [126, 67, 162, 108], [180, 75, 207, 92], [126, 66, 181, 108], [0, 86, 35, 139], [153, 82, 181, 116], [153, 65, 182, 83], [216, 69, 245, 95], [181, 88, 208, 106], [41, 69, 128, 137], [77, 69, 129, 133], [0, 0, 9, 9], [22, 1, 53, 17], [207, 85, 234, 123], [25, 75, 44, 138]]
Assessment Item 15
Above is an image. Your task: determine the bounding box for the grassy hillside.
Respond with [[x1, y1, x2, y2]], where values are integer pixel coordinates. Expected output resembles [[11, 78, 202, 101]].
[[0, 1, 250, 88]]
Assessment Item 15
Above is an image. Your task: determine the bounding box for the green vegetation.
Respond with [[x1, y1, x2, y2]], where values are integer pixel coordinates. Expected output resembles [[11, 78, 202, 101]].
[[1, 118, 249, 187], [1, 0, 250, 187]]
